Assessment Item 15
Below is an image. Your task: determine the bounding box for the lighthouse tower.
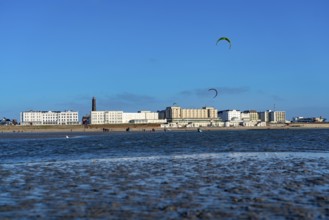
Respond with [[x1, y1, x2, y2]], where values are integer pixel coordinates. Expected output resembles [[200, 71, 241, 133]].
[[92, 97, 96, 111]]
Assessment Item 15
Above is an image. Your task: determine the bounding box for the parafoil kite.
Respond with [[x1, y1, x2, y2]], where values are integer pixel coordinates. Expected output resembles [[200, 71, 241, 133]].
[[208, 88, 218, 98], [216, 37, 231, 49]]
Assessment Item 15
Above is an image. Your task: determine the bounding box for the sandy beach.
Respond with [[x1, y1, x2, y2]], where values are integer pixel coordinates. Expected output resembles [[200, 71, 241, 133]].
[[1, 123, 329, 133]]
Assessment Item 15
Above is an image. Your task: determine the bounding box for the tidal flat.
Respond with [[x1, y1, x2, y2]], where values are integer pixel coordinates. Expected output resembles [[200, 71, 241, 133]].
[[1, 130, 329, 219]]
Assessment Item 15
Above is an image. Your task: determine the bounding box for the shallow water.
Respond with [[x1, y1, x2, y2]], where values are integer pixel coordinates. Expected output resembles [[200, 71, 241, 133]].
[[1, 129, 329, 219]]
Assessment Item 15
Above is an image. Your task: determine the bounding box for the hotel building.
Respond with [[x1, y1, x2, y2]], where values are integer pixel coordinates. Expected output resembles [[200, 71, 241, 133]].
[[20, 110, 79, 125]]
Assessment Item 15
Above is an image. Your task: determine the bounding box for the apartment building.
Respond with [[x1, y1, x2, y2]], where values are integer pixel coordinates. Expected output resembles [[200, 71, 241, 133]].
[[242, 110, 259, 121], [270, 111, 286, 123], [259, 110, 286, 123], [163, 106, 218, 122]]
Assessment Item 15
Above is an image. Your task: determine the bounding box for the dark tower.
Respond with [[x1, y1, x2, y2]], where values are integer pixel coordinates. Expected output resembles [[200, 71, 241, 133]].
[[92, 97, 96, 111]]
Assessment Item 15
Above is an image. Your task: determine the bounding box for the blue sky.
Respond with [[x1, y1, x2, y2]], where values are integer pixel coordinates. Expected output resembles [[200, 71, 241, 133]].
[[1, 0, 328, 120]]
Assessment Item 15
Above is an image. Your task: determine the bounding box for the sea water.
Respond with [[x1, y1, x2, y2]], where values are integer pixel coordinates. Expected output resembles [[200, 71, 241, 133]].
[[1, 129, 329, 219]]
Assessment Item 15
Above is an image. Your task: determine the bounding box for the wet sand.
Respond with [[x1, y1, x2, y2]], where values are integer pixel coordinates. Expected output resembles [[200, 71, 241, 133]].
[[1, 153, 329, 219]]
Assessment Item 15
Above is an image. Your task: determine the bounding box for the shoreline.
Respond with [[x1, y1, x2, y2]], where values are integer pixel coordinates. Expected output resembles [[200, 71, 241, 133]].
[[1, 123, 329, 133]]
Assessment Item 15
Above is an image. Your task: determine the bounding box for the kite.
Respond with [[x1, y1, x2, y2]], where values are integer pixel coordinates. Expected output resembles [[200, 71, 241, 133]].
[[208, 88, 218, 98], [216, 37, 231, 49]]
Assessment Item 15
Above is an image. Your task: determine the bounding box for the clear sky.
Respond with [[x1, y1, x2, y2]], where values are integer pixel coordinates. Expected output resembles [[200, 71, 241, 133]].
[[1, 0, 328, 121]]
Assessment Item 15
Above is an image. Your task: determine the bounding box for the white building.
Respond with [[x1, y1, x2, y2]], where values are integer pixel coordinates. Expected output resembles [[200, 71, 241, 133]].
[[242, 110, 259, 121], [123, 111, 164, 124], [240, 112, 250, 122], [20, 110, 79, 125], [218, 110, 241, 122], [90, 110, 166, 125], [90, 111, 123, 125], [270, 111, 286, 123], [259, 110, 286, 123]]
